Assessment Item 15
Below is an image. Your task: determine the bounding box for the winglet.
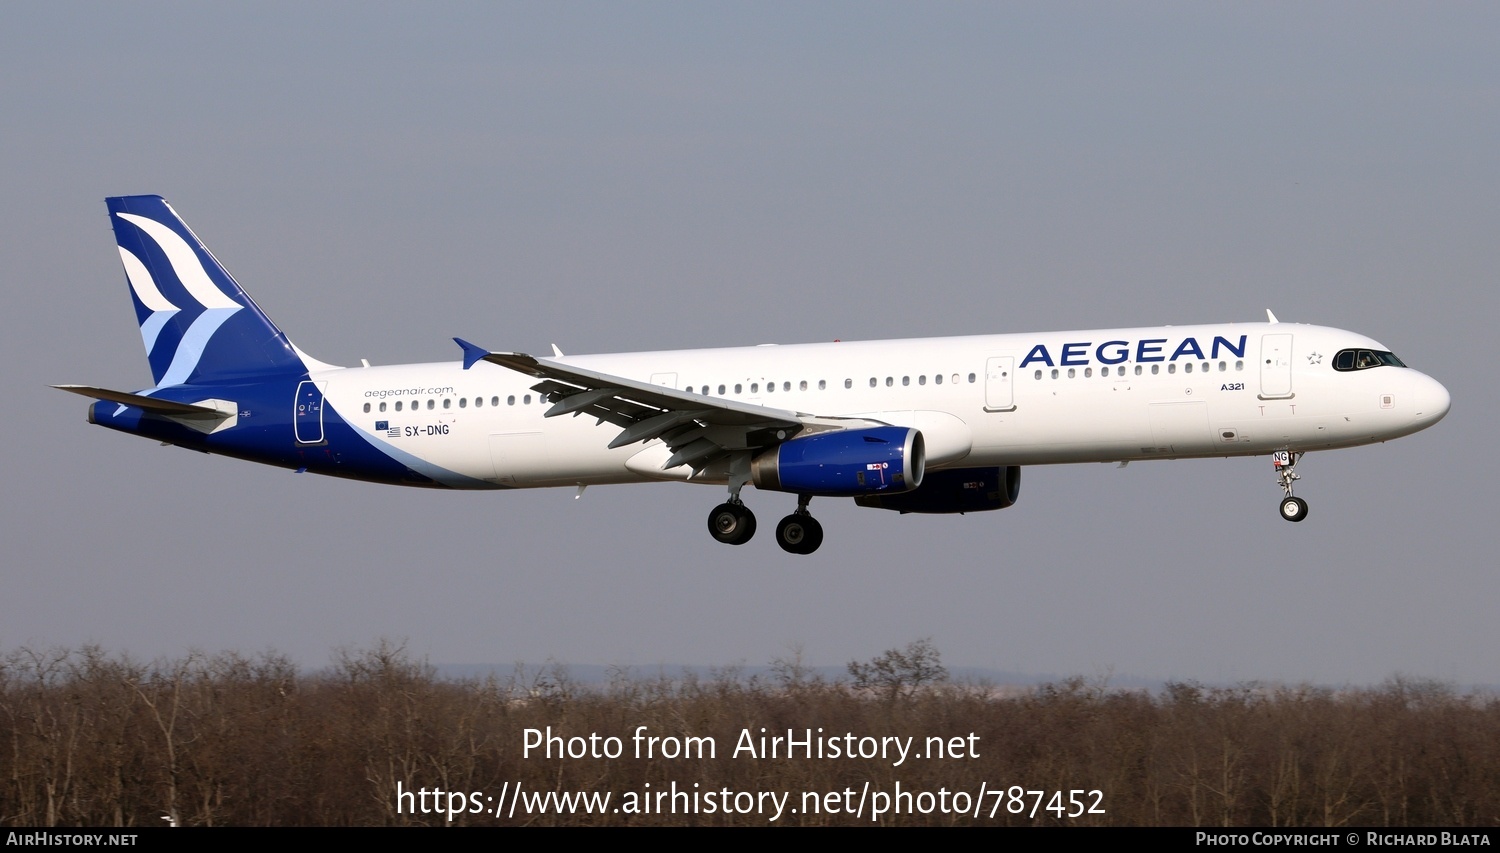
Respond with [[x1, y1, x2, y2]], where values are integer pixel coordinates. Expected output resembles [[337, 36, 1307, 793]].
[[1266, 309, 1279, 324], [453, 337, 490, 370]]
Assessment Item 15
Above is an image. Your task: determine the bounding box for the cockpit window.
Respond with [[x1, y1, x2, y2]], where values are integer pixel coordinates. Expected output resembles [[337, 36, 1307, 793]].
[[1333, 349, 1407, 371]]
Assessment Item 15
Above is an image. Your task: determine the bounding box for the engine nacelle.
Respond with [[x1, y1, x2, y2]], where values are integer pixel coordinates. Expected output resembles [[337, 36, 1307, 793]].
[[854, 465, 1020, 514], [752, 426, 925, 497]]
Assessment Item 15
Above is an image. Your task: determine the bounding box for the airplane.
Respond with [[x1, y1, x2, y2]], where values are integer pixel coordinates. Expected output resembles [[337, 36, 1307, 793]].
[[57, 195, 1451, 554]]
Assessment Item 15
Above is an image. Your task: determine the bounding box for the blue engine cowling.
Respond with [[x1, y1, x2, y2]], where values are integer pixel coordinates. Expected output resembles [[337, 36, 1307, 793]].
[[854, 465, 1020, 513], [751, 426, 925, 496]]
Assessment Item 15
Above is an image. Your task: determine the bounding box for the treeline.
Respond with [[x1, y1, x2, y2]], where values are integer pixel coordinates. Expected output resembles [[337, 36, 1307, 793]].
[[1, 642, 1497, 826]]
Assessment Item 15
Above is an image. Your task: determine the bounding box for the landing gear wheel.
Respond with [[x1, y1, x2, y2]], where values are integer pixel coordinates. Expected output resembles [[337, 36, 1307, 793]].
[[1279, 496, 1309, 523], [708, 502, 757, 545], [776, 513, 824, 555]]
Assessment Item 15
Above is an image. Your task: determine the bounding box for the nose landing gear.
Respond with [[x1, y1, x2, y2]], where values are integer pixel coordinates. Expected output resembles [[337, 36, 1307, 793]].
[[1273, 450, 1308, 523]]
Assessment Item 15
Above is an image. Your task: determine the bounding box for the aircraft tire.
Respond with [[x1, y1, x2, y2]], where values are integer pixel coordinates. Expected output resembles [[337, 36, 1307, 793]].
[[709, 503, 756, 545], [776, 513, 824, 555], [1279, 496, 1309, 523]]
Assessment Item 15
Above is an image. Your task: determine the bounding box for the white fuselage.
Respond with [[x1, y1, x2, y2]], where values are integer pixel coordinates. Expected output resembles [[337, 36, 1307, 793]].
[[317, 322, 1450, 490]]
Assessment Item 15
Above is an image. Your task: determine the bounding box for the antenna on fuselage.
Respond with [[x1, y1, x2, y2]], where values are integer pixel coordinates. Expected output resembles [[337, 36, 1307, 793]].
[[1266, 309, 1280, 324]]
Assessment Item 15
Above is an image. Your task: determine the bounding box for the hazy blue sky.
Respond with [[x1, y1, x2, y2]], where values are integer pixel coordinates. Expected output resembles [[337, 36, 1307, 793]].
[[4, 2, 1495, 686]]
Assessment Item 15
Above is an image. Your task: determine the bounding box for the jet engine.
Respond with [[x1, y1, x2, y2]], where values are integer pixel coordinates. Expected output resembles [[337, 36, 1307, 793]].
[[854, 465, 1019, 513], [751, 426, 924, 496]]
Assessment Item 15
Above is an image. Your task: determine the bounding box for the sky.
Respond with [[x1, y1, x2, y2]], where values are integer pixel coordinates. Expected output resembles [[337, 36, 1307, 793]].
[[3, 2, 1496, 687]]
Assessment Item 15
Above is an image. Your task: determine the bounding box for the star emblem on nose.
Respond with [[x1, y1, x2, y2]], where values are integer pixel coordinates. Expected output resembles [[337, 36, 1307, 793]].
[[1306, 352, 1323, 365]]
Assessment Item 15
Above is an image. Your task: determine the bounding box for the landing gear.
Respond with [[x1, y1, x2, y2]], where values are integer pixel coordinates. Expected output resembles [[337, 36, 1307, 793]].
[[1279, 496, 1309, 522], [708, 502, 757, 545], [708, 452, 758, 545], [1273, 450, 1309, 523], [776, 515, 822, 554], [775, 494, 824, 555]]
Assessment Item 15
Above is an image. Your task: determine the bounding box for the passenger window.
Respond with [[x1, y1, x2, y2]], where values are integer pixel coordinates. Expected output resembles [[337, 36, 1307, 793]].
[[886, 377, 894, 387], [718, 384, 726, 395], [817, 380, 825, 390], [902, 376, 910, 386], [766, 382, 774, 393], [395, 401, 403, 411], [1084, 367, 1093, 378], [968, 373, 976, 383], [1151, 365, 1159, 375], [491, 397, 499, 406], [1134, 365, 1142, 376], [1235, 361, 1243, 372], [363, 403, 370, 413], [919, 375, 927, 386], [1051, 369, 1059, 379], [935, 374, 943, 385], [459, 398, 467, 408], [751, 383, 759, 393], [800, 380, 808, 391], [870, 378, 877, 388], [952, 374, 960, 385], [380, 401, 387, 412], [1185, 363, 1193, 374], [1067, 368, 1076, 379], [735, 384, 743, 394], [443, 398, 452, 408], [843, 379, 851, 389], [427, 399, 435, 410], [783, 381, 791, 392], [1168, 364, 1177, 374], [507, 395, 515, 406], [1034, 370, 1042, 380]]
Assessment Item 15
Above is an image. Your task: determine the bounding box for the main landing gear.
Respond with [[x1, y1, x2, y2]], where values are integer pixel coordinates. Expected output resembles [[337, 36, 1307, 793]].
[[1273, 450, 1309, 523], [774, 494, 824, 555], [705, 489, 824, 554], [708, 457, 759, 546], [707, 501, 756, 545]]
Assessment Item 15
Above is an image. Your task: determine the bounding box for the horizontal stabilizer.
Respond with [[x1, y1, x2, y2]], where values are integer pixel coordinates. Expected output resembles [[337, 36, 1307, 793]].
[[52, 385, 226, 419]]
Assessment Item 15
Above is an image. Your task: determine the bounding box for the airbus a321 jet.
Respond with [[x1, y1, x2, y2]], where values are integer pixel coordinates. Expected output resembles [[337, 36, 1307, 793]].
[[58, 196, 1451, 554]]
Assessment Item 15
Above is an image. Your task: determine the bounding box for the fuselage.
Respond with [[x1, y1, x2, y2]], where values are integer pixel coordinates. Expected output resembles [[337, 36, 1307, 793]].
[[87, 321, 1451, 491]]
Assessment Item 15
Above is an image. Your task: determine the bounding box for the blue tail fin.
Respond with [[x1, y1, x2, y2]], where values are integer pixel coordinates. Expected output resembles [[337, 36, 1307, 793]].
[[107, 195, 310, 386]]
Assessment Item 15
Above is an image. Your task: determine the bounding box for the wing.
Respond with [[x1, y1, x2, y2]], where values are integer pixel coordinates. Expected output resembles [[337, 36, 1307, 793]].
[[455, 339, 880, 473]]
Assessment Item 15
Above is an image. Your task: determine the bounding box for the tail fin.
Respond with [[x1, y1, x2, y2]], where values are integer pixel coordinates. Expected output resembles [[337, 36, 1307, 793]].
[[107, 195, 312, 386]]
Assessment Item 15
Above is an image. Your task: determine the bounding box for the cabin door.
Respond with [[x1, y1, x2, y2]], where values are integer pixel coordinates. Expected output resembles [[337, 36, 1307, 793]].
[[1260, 334, 1294, 398], [984, 356, 1016, 412], [294, 381, 326, 445]]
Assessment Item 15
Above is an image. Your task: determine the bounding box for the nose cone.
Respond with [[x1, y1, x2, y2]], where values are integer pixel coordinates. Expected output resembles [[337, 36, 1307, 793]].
[[1411, 373, 1451, 430]]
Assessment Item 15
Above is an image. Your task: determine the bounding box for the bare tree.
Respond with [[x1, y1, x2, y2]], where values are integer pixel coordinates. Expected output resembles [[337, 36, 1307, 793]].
[[847, 638, 948, 701]]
